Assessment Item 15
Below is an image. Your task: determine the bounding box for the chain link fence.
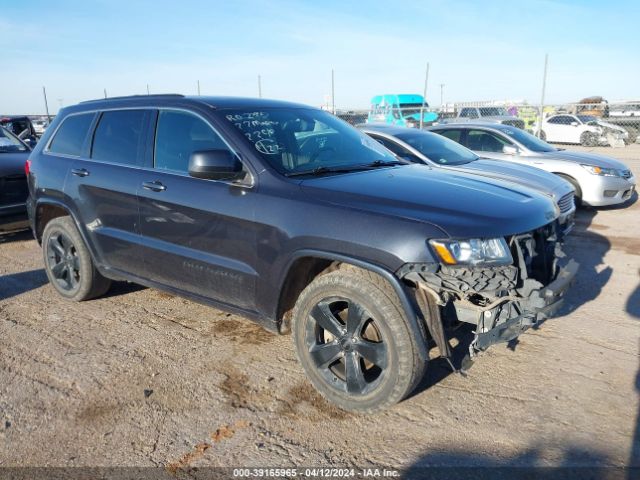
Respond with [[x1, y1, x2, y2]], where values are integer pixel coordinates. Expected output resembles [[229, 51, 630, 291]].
[[335, 99, 640, 148]]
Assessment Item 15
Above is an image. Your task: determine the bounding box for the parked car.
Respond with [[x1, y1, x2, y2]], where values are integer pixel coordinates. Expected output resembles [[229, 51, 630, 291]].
[[0, 126, 31, 231], [538, 114, 628, 146], [358, 124, 575, 233], [32, 119, 49, 136], [367, 94, 438, 128], [440, 106, 525, 129], [0, 116, 38, 148], [429, 123, 636, 206], [27, 95, 577, 412]]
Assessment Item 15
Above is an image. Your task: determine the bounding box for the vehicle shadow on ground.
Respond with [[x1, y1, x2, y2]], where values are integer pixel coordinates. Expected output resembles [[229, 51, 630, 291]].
[[101, 281, 147, 299], [627, 272, 640, 477], [403, 444, 633, 480], [0, 228, 32, 244], [551, 205, 613, 318], [0, 269, 48, 302]]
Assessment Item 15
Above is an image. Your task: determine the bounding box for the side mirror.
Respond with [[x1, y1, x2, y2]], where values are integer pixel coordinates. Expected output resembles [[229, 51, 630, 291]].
[[502, 145, 519, 155], [570, 121, 579, 126], [188, 150, 243, 181]]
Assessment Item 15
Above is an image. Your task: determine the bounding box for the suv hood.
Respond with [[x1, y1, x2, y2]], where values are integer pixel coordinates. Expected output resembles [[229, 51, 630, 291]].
[[299, 165, 559, 238], [539, 150, 630, 170], [446, 158, 574, 201]]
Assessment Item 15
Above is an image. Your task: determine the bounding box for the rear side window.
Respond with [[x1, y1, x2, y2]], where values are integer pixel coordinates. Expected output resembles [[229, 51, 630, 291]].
[[91, 110, 147, 165], [48, 113, 94, 156], [438, 129, 462, 143], [154, 110, 229, 173]]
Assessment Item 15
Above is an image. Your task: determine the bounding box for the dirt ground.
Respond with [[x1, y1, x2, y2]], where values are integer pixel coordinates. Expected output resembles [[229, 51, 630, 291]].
[[0, 144, 639, 474]]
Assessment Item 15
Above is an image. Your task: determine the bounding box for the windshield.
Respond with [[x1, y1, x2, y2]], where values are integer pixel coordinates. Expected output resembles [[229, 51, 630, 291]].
[[501, 127, 556, 153], [478, 107, 507, 116], [0, 127, 27, 153], [396, 131, 478, 165], [221, 108, 399, 175], [398, 102, 429, 117]]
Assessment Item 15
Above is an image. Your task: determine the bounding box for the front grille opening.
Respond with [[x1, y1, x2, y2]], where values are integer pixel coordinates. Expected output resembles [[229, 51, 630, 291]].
[[558, 192, 575, 213]]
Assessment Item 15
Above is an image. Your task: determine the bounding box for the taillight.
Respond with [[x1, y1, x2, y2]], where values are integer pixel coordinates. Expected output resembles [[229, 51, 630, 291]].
[[25, 159, 31, 175]]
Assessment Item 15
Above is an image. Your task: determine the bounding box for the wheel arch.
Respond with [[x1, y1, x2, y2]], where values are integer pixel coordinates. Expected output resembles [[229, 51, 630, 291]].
[[275, 249, 428, 362]]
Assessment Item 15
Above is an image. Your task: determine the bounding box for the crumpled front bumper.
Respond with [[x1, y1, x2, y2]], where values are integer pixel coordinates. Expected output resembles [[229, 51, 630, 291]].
[[398, 233, 579, 365], [472, 259, 578, 351]]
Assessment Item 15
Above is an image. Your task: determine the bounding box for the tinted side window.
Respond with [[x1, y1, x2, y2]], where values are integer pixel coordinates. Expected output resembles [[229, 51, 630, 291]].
[[155, 110, 229, 173], [439, 129, 462, 143], [459, 108, 471, 118], [48, 113, 94, 156], [91, 110, 147, 165], [371, 135, 418, 161], [466, 130, 510, 152]]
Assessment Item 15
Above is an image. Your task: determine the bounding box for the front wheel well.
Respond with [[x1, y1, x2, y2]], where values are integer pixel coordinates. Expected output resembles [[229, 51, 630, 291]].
[[35, 203, 71, 243], [276, 257, 395, 333], [553, 173, 583, 201]]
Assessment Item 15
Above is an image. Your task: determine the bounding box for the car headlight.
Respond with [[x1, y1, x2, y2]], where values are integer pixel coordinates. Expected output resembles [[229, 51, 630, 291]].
[[428, 238, 513, 266], [581, 164, 619, 177]]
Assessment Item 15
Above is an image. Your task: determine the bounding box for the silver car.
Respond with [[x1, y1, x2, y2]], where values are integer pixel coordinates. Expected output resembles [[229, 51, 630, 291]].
[[429, 123, 636, 207], [358, 124, 576, 232]]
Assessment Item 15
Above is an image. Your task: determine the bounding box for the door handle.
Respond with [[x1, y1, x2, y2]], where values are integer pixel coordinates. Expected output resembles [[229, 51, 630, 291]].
[[142, 181, 167, 192], [71, 168, 90, 177]]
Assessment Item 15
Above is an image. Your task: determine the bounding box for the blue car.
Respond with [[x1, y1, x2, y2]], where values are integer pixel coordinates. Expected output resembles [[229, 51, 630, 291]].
[[367, 94, 438, 128]]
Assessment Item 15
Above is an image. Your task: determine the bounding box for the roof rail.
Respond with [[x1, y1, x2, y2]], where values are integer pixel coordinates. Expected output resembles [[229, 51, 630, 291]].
[[80, 94, 185, 104]]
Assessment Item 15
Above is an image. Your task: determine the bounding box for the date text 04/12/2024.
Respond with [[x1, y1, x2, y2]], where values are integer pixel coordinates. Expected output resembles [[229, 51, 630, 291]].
[[232, 468, 400, 477]]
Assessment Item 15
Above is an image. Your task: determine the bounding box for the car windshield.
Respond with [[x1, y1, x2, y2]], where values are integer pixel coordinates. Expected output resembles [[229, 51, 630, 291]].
[[501, 127, 556, 153], [399, 102, 429, 116], [396, 131, 478, 165], [0, 126, 27, 153], [479, 107, 507, 116], [221, 107, 399, 175]]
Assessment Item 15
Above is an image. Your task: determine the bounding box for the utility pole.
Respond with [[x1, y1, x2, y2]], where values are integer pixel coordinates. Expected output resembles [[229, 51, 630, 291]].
[[146, 84, 150, 95], [331, 69, 335, 114], [419, 63, 430, 129], [42, 86, 51, 122], [439, 84, 445, 111], [104, 89, 107, 98], [258, 75, 262, 98], [537, 54, 549, 138], [197, 80, 201, 96]]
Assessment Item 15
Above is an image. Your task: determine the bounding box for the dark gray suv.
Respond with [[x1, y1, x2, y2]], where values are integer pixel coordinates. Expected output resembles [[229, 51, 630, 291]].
[[26, 95, 577, 412]]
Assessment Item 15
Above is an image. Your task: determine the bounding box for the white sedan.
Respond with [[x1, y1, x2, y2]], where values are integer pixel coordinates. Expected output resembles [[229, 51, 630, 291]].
[[539, 114, 627, 146]]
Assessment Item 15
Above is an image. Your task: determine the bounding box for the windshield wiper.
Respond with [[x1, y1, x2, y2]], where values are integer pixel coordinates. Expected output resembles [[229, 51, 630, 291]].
[[285, 166, 362, 177], [285, 160, 406, 178], [363, 159, 408, 167]]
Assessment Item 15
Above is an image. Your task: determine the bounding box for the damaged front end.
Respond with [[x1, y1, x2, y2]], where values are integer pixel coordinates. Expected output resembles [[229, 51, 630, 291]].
[[399, 222, 578, 370]]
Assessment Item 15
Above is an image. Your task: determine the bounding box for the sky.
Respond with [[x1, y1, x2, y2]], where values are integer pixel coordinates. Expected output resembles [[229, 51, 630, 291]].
[[1, 0, 638, 114]]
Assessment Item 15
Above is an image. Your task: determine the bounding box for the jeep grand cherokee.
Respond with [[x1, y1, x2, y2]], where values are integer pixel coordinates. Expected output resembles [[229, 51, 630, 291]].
[[26, 95, 577, 412]]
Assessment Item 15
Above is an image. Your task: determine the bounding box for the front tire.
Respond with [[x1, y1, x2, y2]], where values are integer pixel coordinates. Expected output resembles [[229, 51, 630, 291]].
[[580, 131, 598, 147], [291, 268, 426, 413], [42, 216, 111, 301]]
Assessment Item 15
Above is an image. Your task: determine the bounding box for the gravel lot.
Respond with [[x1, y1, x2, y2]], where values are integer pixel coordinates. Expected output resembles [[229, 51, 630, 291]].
[[0, 145, 638, 474]]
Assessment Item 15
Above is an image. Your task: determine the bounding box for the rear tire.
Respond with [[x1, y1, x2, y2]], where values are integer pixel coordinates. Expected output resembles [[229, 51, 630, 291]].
[[291, 268, 426, 413], [42, 216, 111, 301]]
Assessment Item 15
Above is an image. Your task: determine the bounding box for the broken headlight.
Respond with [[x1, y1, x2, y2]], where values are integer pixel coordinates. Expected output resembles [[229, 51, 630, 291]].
[[429, 238, 513, 266]]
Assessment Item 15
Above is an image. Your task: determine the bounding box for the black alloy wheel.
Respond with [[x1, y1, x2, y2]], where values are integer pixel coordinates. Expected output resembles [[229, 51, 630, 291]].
[[305, 296, 388, 396]]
